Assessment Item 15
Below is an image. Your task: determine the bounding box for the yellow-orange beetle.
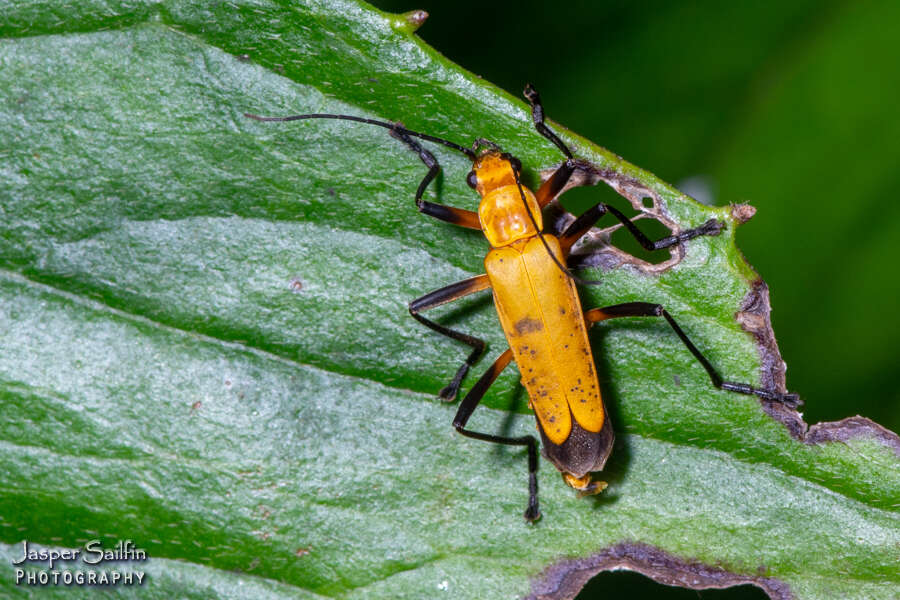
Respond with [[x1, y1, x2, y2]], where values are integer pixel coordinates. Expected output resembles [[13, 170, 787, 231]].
[[246, 84, 800, 521], [473, 150, 612, 495]]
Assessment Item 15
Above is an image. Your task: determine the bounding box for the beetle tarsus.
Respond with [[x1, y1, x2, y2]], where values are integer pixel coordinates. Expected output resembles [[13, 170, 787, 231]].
[[677, 218, 724, 243], [524, 501, 541, 523], [720, 382, 802, 408], [524, 438, 541, 522], [439, 362, 472, 402], [523, 83, 574, 159]]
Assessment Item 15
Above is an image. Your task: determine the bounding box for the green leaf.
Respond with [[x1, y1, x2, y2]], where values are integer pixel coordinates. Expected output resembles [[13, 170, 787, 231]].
[[1, 2, 897, 599]]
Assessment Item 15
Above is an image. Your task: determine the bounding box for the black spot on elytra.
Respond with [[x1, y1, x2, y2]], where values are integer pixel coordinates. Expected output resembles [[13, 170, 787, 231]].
[[514, 317, 544, 335]]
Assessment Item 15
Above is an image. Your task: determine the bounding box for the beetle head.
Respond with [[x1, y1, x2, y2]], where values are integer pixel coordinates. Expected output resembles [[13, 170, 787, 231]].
[[466, 149, 522, 197]]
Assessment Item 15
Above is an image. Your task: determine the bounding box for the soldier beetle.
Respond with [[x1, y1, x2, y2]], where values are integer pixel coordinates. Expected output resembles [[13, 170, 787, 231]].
[[246, 85, 800, 521]]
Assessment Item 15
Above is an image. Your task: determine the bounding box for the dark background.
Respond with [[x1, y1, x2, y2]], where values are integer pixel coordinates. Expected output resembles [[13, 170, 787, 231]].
[[371, 1, 899, 597]]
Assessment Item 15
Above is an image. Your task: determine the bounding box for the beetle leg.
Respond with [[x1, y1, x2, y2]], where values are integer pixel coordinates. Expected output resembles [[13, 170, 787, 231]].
[[409, 275, 492, 401], [524, 84, 573, 159], [534, 159, 578, 209], [389, 127, 482, 230], [524, 84, 582, 210], [559, 202, 723, 255], [453, 348, 541, 522], [585, 303, 801, 407]]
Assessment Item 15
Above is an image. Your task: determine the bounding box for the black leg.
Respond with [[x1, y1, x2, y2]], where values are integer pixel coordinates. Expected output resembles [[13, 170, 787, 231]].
[[559, 201, 722, 254], [523, 84, 573, 159], [585, 302, 801, 407], [453, 349, 541, 522], [409, 275, 492, 401], [389, 127, 482, 230]]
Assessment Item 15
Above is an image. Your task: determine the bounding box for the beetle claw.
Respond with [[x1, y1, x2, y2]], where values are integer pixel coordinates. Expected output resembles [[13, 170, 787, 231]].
[[774, 392, 803, 409], [524, 503, 542, 522], [701, 218, 724, 236]]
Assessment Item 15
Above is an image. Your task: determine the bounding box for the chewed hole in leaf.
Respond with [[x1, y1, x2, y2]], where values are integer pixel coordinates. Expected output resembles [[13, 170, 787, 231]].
[[577, 570, 770, 599], [558, 183, 674, 265]]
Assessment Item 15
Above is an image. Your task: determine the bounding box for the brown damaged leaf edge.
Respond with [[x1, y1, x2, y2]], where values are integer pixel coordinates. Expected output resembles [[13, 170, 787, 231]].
[[549, 159, 900, 455], [738, 279, 900, 455], [526, 542, 794, 600]]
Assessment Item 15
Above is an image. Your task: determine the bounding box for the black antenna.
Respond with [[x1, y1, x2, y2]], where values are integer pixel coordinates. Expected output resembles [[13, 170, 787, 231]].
[[244, 113, 476, 160], [511, 166, 604, 287], [247, 112, 597, 284]]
